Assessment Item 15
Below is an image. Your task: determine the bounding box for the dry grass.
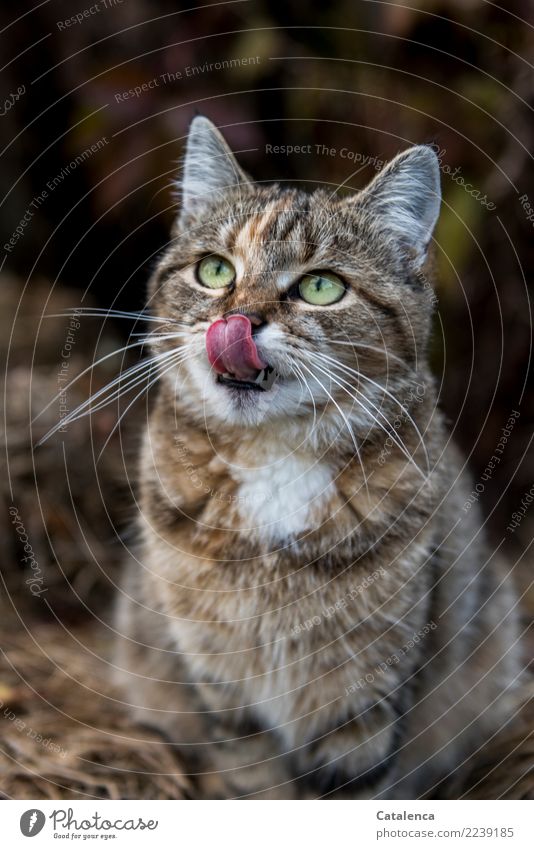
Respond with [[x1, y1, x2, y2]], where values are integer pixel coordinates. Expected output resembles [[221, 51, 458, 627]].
[[0, 608, 192, 799]]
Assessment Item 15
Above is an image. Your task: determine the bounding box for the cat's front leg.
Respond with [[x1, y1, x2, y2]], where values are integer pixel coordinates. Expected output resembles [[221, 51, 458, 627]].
[[288, 700, 404, 799]]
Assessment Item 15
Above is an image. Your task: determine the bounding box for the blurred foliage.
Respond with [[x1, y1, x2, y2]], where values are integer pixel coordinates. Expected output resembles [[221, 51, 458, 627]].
[[1, 0, 533, 541]]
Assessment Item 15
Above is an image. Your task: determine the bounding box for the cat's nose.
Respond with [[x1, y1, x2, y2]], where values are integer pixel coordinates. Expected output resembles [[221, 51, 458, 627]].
[[223, 309, 266, 330]]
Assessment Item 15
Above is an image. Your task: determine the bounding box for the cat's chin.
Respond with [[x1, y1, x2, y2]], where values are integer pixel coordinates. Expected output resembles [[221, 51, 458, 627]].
[[212, 369, 284, 426], [182, 357, 308, 428]]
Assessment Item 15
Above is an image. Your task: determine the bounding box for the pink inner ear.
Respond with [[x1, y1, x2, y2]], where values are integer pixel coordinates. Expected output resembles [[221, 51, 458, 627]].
[[206, 315, 267, 380]]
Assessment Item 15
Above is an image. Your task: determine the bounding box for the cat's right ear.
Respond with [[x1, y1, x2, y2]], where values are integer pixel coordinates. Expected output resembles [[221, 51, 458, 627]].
[[177, 116, 252, 221], [352, 145, 441, 267]]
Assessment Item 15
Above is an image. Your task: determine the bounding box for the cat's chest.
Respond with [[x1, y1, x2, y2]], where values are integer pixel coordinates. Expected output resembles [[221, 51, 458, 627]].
[[231, 452, 335, 542]]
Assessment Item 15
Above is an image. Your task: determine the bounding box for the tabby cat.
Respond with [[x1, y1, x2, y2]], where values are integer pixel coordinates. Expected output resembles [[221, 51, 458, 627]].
[[114, 116, 519, 798]]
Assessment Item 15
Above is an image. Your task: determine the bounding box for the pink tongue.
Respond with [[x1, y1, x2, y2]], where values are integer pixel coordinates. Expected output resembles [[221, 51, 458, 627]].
[[206, 315, 267, 380]]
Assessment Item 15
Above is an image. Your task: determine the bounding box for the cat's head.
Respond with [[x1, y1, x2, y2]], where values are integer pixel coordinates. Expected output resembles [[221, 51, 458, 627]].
[[149, 116, 440, 442]]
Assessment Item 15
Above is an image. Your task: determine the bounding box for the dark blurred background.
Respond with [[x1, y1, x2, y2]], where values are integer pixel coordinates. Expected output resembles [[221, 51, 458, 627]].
[[1, 0, 533, 553], [1, 0, 534, 802]]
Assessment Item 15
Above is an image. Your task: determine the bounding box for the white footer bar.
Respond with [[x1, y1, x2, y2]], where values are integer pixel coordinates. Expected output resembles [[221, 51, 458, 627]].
[[3, 799, 533, 848]]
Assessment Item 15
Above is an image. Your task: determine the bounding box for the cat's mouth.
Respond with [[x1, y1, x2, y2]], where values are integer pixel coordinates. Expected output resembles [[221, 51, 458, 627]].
[[206, 315, 280, 397], [217, 366, 278, 392]]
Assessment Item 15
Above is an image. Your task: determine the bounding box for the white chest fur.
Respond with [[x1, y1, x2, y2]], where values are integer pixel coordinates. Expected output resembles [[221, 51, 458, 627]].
[[234, 450, 334, 541]]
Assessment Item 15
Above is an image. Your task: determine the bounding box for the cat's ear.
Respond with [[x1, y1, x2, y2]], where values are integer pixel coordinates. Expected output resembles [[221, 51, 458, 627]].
[[178, 116, 252, 219], [354, 145, 441, 266]]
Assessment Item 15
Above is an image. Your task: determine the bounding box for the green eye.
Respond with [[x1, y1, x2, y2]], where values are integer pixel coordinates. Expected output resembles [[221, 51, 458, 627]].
[[298, 272, 345, 306], [197, 255, 235, 289]]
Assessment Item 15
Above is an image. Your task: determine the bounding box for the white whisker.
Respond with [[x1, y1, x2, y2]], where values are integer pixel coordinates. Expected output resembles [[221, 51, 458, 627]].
[[292, 361, 318, 438], [48, 308, 188, 326], [32, 338, 161, 425], [308, 354, 428, 479], [330, 340, 408, 368], [55, 347, 186, 425], [299, 361, 371, 502], [321, 352, 430, 472], [35, 344, 193, 445], [96, 348, 195, 461], [32, 331, 193, 426]]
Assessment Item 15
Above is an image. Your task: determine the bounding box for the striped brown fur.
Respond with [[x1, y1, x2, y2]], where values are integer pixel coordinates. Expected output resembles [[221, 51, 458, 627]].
[[114, 117, 520, 798]]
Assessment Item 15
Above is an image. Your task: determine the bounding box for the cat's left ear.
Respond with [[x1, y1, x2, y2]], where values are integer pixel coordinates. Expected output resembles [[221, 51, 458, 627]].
[[352, 145, 441, 266], [178, 116, 252, 219]]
